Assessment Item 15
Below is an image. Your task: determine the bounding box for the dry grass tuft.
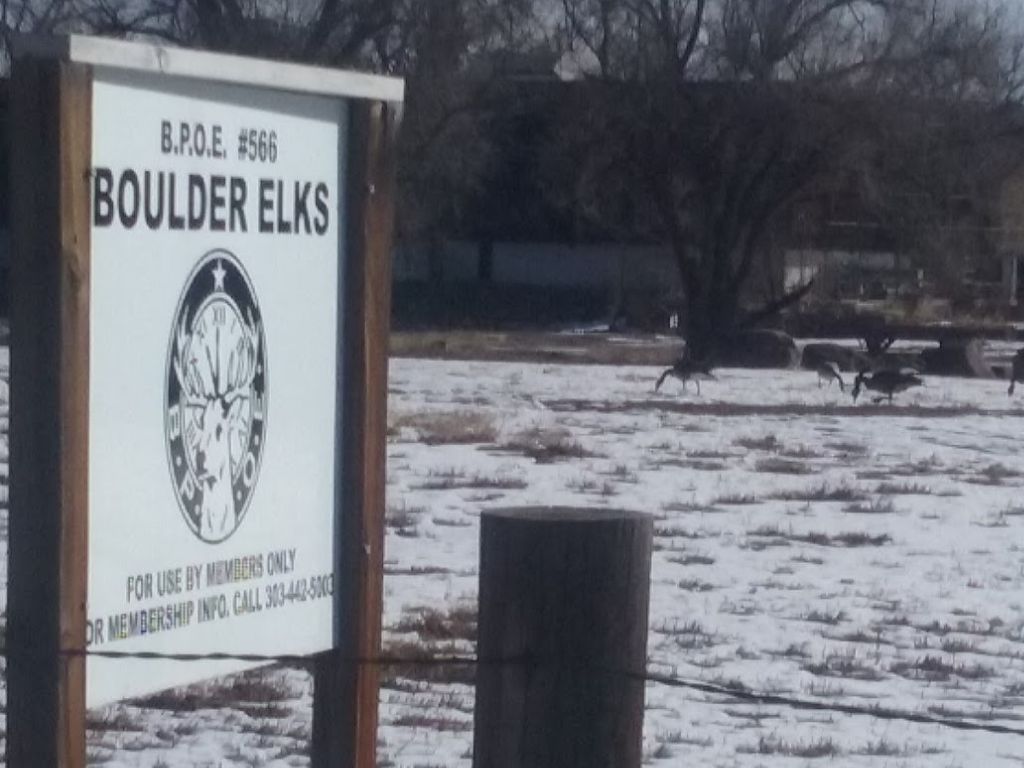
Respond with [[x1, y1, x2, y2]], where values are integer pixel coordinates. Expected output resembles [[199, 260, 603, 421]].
[[712, 492, 761, 506], [392, 605, 477, 643], [654, 525, 704, 539], [653, 619, 720, 649], [739, 736, 840, 758], [667, 553, 716, 566], [780, 444, 824, 459], [129, 669, 299, 712], [802, 608, 847, 625], [657, 458, 727, 471], [967, 462, 1024, 486], [386, 502, 426, 530], [805, 649, 885, 681], [688, 449, 738, 459], [855, 739, 907, 757], [826, 441, 869, 456], [734, 434, 778, 452], [803, 531, 891, 547], [874, 481, 933, 495], [566, 476, 618, 496], [750, 525, 890, 547], [86, 710, 147, 733], [380, 640, 475, 685], [413, 468, 526, 491], [499, 426, 598, 463], [389, 409, 498, 445], [889, 455, 945, 476], [391, 713, 472, 732], [768, 482, 867, 503], [754, 457, 815, 475], [661, 499, 723, 514], [843, 497, 898, 515], [890, 655, 995, 682]]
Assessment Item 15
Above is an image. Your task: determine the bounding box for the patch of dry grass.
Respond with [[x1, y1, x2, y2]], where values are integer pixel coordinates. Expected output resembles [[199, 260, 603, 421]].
[[750, 525, 890, 547], [843, 497, 898, 515], [967, 462, 1024, 486], [734, 434, 778, 451], [86, 711, 147, 733], [826, 441, 869, 456], [890, 655, 995, 682], [657, 458, 727, 471], [653, 619, 720, 650], [566, 476, 618, 496], [889, 455, 945, 476], [390, 713, 472, 732], [380, 640, 475, 686], [391, 605, 477, 643], [873, 481, 933, 495], [667, 553, 716, 566], [432, 515, 473, 527], [676, 578, 716, 592], [412, 468, 526, 491], [804, 649, 885, 681], [780, 444, 824, 459], [661, 499, 723, 514], [498, 426, 598, 463], [768, 482, 868, 503], [654, 525, 704, 539], [386, 502, 425, 530], [389, 409, 498, 445], [601, 463, 639, 483], [739, 735, 840, 758], [688, 449, 738, 459], [754, 457, 815, 475], [711, 492, 761, 505], [801, 608, 847, 625], [129, 669, 299, 712], [854, 739, 907, 757]]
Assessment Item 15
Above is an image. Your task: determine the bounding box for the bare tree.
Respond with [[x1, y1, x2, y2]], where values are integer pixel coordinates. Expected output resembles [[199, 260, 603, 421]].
[[0, 0, 83, 69], [551, 0, 1024, 359], [48, 0, 547, 249], [72, 0, 403, 66]]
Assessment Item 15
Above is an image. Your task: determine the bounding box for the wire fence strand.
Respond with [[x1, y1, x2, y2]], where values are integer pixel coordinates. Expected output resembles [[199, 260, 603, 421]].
[[12, 645, 1022, 738]]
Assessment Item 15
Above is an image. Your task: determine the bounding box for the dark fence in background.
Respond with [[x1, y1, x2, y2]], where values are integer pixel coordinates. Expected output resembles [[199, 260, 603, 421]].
[[392, 282, 610, 331]]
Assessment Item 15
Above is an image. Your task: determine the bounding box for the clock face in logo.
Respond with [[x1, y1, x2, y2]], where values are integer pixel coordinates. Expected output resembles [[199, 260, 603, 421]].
[[165, 249, 268, 543]]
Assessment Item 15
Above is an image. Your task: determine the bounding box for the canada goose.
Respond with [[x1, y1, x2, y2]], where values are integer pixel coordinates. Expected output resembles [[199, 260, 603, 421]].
[[1010, 349, 1024, 396], [815, 361, 844, 391], [852, 370, 923, 404], [655, 358, 716, 395]]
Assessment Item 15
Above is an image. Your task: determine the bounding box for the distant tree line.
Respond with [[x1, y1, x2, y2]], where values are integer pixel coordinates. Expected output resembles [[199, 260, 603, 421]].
[[4, 0, 1024, 355]]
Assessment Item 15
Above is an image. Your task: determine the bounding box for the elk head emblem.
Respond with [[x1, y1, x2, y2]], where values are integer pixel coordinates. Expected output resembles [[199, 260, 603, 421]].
[[167, 254, 267, 542]]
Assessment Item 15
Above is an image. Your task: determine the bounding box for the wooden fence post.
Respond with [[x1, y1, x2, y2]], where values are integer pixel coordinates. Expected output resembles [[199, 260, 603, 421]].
[[311, 98, 400, 768], [8, 56, 91, 768], [473, 507, 653, 768]]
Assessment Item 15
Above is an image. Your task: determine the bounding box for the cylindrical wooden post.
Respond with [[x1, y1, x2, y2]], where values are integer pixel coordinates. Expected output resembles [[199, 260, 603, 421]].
[[473, 507, 653, 768]]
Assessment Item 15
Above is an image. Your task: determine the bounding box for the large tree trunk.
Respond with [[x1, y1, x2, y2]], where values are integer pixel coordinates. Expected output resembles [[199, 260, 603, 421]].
[[677, 243, 809, 363], [682, 269, 738, 362]]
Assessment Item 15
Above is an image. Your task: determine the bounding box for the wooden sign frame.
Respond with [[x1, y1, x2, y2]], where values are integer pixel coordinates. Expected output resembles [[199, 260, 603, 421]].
[[7, 36, 401, 768]]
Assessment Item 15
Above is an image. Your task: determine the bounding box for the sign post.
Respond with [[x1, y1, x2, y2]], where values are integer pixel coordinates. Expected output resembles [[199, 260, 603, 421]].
[[8, 35, 402, 767]]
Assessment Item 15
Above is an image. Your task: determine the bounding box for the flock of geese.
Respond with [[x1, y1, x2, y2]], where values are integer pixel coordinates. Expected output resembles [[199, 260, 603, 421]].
[[655, 347, 1024, 403]]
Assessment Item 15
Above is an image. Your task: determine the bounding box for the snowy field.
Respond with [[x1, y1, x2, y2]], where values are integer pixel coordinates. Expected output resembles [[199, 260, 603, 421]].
[[10, 354, 1024, 765]]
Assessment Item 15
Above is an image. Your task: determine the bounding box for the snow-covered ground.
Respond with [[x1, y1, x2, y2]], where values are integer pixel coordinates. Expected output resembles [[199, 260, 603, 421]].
[[10, 354, 1024, 766], [378, 358, 1024, 768]]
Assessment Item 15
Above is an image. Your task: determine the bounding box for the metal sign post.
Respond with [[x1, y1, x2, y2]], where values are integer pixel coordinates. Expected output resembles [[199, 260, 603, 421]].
[[8, 35, 401, 767]]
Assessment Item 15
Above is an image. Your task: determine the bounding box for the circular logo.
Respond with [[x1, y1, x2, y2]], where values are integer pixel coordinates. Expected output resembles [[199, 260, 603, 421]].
[[165, 249, 268, 543]]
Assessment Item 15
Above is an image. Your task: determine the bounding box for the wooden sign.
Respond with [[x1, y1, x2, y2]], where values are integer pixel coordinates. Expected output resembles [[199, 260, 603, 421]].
[[8, 34, 401, 767]]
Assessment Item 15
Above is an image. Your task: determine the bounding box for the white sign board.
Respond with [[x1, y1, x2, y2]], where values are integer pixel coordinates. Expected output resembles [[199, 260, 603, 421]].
[[86, 66, 345, 705]]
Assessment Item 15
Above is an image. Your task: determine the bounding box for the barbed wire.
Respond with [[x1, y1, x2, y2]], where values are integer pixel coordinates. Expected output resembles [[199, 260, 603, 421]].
[[12, 645, 1023, 738]]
